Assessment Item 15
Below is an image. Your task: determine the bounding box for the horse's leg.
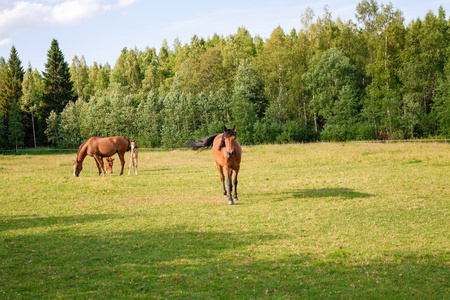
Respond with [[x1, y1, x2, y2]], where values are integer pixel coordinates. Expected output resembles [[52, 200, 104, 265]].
[[118, 152, 125, 176], [226, 167, 234, 205], [128, 153, 132, 175], [94, 158, 102, 175], [233, 168, 239, 202], [217, 164, 226, 196], [94, 155, 106, 176], [134, 156, 138, 175]]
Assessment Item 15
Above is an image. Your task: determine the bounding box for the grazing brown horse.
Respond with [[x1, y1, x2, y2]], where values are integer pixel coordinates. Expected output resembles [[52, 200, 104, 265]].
[[185, 126, 242, 205], [73, 136, 130, 177]]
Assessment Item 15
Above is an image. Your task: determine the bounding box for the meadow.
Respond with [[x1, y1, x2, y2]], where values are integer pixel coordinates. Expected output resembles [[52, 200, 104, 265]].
[[0, 142, 448, 299]]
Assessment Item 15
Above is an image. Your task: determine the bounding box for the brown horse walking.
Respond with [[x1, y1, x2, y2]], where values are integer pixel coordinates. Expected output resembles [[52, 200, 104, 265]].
[[73, 136, 130, 177], [185, 126, 242, 205]]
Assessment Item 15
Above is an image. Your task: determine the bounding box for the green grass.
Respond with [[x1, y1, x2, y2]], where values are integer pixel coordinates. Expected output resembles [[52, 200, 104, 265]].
[[0, 143, 449, 299]]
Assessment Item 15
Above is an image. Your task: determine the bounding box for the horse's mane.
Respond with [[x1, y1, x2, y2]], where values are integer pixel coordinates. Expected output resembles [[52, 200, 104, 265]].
[[76, 140, 87, 161], [223, 128, 235, 138], [218, 128, 236, 150]]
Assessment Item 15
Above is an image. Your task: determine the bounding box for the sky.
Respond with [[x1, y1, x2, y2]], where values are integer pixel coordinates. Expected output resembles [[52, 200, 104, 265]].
[[1, 0, 449, 72]]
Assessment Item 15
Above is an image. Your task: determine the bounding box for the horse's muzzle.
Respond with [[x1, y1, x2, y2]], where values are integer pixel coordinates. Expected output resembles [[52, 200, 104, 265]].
[[227, 150, 235, 158]]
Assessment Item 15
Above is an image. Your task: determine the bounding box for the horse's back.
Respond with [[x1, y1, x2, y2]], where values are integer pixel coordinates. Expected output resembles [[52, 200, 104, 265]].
[[84, 136, 129, 156]]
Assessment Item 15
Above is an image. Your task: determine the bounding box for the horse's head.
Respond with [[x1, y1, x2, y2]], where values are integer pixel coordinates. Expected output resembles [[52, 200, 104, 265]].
[[105, 157, 115, 174], [73, 160, 83, 177], [223, 125, 237, 158], [130, 140, 136, 150]]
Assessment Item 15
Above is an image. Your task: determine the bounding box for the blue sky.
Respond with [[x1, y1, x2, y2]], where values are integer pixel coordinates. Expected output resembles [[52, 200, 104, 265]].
[[1, 0, 449, 72]]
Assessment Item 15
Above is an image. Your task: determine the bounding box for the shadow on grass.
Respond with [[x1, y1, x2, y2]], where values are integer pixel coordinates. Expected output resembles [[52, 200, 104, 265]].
[[0, 214, 120, 233], [293, 188, 374, 200], [257, 188, 374, 202], [0, 214, 447, 299]]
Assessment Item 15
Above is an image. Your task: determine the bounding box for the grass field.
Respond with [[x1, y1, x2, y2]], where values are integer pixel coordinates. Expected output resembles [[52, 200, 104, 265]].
[[0, 142, 449, 299]]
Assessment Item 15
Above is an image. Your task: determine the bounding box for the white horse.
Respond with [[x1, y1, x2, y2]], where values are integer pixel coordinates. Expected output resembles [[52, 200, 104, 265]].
[[128, 140, 138, 175]]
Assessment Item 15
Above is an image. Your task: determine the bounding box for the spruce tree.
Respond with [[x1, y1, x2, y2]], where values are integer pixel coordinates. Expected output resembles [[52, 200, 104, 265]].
[[42, 39, 74, 117], [0, 46, 24, 124]]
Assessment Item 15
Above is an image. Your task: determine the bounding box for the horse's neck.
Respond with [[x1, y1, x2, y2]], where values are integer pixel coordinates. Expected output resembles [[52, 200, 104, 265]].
[[77, 144, 88, 162]]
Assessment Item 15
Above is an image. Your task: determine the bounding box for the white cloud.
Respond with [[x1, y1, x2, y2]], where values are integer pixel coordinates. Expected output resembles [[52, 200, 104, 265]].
[[117, 0, 137, 8], [0, 38, 11, 46], [52, 0, 101, 25], [0, 0, 136, 47], [0, 2, 51, 37]]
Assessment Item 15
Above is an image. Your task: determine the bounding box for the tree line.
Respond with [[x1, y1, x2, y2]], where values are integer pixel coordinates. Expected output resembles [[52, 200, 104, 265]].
[[1, 0, 450, 150]]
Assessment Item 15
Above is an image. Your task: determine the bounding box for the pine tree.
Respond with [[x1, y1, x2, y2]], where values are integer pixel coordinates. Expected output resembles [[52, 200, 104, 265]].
[[0, 46, 24, 124], [42, 39, 75, 117]]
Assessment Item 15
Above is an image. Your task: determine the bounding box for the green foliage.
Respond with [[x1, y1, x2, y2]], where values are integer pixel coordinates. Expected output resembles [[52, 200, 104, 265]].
[[277, 120, 316, 143], [253, 121, 280, 144], [432, 71, 450, 137], [21, 66, 44, 148], [0, 111, 5, 149], [135, 91, 161, 147], [7, 100, 24, 151], [44, 110, 60, 147], [88, 62, 110, 94], [42, 39, 74, 116], [355, 122, 378, 140], [58, 100, 85, 148], [0, 46, 24, 118], [70, 56, 91, 100], [234, 59, 266, 118], [160, 92, 194, 148], [110, 48, 142, 93], [230, 85, 257, 145], [3, 4, 450, 148]]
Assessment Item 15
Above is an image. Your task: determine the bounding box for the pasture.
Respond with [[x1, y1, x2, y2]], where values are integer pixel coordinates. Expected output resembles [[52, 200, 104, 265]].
[[0, 143, 448, 299]]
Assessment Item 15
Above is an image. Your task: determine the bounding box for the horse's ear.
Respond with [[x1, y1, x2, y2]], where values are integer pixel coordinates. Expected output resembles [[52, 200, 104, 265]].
[[232, 125, 236, 135], [223, 125, 227, 132]]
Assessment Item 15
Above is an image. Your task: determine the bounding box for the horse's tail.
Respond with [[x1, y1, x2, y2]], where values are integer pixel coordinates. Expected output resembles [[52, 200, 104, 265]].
[[126, 139, 131, 152], [185, 134, 218, 151]]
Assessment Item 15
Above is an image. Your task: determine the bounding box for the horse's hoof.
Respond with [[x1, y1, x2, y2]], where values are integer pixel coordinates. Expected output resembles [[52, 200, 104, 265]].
[[234, 197, 239, 202], [228, 200, 234, 205]]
